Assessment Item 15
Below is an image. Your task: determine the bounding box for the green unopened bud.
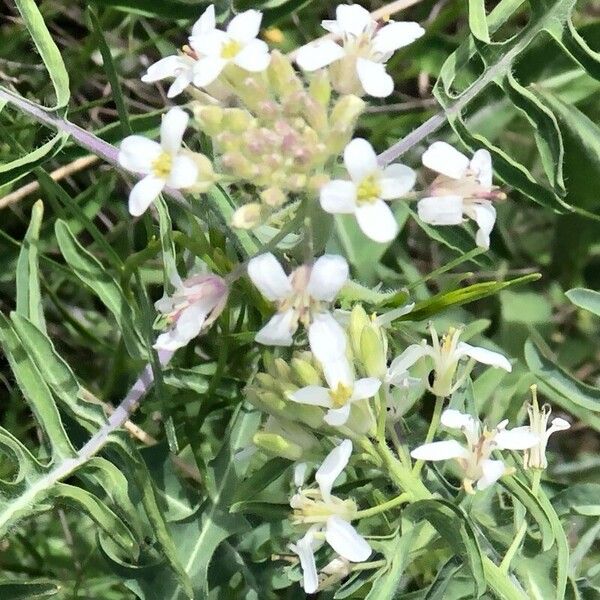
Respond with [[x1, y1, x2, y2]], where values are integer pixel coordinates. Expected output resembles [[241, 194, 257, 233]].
[[253, 432, 303, 461], [193, 104, 223, 135], [186, 152, 217, 193], [224, 108, 254, 133], [255, 372, 278, 391], [330, 95, 366, 130], [266, 417, 318, 453], [268, 50, 303, 99], [232, 203, 262, 229], [360, 326, 387, 378], [291, 358, 322, 386], [274, 357, 292, 380], [309, 69, 331, 107], [349, 304, 370, 357]]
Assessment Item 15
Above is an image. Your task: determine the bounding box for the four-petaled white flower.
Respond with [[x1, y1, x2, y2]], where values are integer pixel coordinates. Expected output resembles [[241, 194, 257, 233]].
[[320, 138, 415, 243], [387, 323, 512, 398], [189, 6, 270, 88], [418, 142, 505, 249], [521, 390, 571, 470], [153, 272, 228, 351], [296, 4, 424, 97], [411, 409, 538, 493], [118, 107, 198, 216], [247, 253, 349, 362], [290, 355, 381, 426], [289, 440, 371, 594]]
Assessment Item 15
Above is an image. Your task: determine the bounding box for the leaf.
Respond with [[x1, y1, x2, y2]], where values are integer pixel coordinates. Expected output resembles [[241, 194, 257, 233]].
[[15, 200, 45, 332], [232, 457, 290, 503], [565, 288, 600, 317], [0, 581, 59, 599], [54, 219, 145, 359]]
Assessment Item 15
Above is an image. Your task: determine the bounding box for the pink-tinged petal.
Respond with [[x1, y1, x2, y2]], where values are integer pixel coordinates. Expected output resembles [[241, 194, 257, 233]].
[[247, 253, 292, 301], [290, 385, 332, 408], [227, 9, 262, 42], [455, 342, 511, 371], [324, 404, 352, 427], [422, 141, 469, 179], [160, 107, 189, 155], [234, 39, 271, 72], [316, 439, 352, 501], [380, 163, 416, 199], [325, 516, 372, 562], [128, 175, 164, 216], [191, 4, 215, 37], [192, 56, 226, 87], [372, 21, 425, 54], [476, 459, 506, 490], [308, 255, 349, 302], [118, 136, 161, 174], [417, 196, 464, 225], [470, 149, 493, 188], [494, 427, 539, 450], [308, 313, 347, 362], [295, 39, 345, 71], [255, 310, 296, 346], [320, 180, 357, 213], [410, 440, 469, 461], [351, 378, 381, 401], [344, 138, 378, 182], [335, 4, 372, 37], [355, 200, 398, 243], [356, 58, 394, 98], [167, 155, 198, 189]]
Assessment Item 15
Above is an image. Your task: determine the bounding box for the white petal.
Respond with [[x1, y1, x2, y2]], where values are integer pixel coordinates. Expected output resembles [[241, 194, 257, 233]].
[[234, 39, 271, 72], [417, 196, 464, 225], [192, 56, 226, 87], [351, 378, 381, 401], [324, 404, 352, 427], [308, 313, 348, 362], [455, 342, 511, 371], [355, 200, 398, 243], [191, 4, 215, 37], [308, 255, 349, 302], [295, 39, 345, 71], [372, 22, 425, 54], [441, 409, 478, 433], [322, 356, 353, 390], [476, 459, 506, 490], [192, 29, 228, 56], [153, 329, 186, 351], [494, 427, 539, 450], [335, 4, 373, 37], [294, 462, 308, 488], [325, 516, 372, 562], [167, 155, 198, 189], [344, 138, 378, 183], [410, 440, 469, 461], [247, 253, 292, 301], [141, 55, 183, 82], [228, 9, 262, 42], [549, 417, 571, 432], [118, 136, 161, 174], [470, 149, 493, 188], [128, 175, 164, 216], [316, 439, 352, 501], [290, 533, 319, 594], [319, 180, 357, 214], [167, 72, 193, 98], [380, 164, 416, 199], [356, 58, 394, 98], [160, 107, 189, 155], [321, 19, 342, 35], [291, 386, 332, 408], [465, 203, 496, 250], [255, 310, 296, 346], [174, 302, 209, 340], [387, 344, 430, 384], [422, 142, 470, 179]]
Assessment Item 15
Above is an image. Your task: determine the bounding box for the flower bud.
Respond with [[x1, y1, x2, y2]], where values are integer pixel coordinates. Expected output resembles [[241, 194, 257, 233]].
[[193, 105, 223, 136], [232, 203, 262, 229], [360, 326, 387, 379], [349, 305, 370, 357], [268, 50, 303, 99], [290, 357, 321, 386], [253, 432, 303, 461], [330, 95, 366, 131], [224, 108, 254, 133], [186, 152, 217, 193], [260, 187, 286, 207], [309, 69, 331, 108]]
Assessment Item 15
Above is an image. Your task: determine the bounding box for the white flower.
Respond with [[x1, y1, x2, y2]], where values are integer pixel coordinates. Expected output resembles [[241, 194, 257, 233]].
[[387, 323, 512, 398], [247, 253, 349, 361], [296, 4, 424, 97], [189, 6, 270, 88], [411, 409, 539, 493], [320, 138, 415, 243], [118, 107, 199, 216], [153, 272, 228, 351], [289, 440, 371, 593], [290, 355, 380, 426], [418, 142, 506, 249], [522, 390, 571, 470]]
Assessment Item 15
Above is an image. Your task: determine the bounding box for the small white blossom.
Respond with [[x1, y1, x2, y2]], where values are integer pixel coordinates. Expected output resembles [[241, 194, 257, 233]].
[[320, 138, 415, 243], [189, 6, 270, 88], [418, 142, 505, 249], [247, 253, 349, 361], [118, 107, 198, 216], [289, 440, 371, 593], [411, 409, 538, 493], [296, 4, 424, 97], [290, 355, 380, 426], [387, 323, 512, 398], [153, 272, 228, 351]]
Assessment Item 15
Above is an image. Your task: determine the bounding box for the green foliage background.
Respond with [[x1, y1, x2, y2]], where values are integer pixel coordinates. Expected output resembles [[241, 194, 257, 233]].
[[0, 0, 600, 598]]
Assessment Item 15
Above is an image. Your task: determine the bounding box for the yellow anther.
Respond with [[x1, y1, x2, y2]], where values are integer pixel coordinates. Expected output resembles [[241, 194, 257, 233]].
[[221, 39, 242, 59], [152, 152, 173, 178], [329, 382, 353, 409], [356, 175, 381, 204]]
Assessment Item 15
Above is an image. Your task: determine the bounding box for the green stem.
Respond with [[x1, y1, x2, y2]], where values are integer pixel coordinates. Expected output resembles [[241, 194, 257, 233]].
[[350, 559, 387, 572], [412, 395, 445, 475], [354, 493, 409, 519]]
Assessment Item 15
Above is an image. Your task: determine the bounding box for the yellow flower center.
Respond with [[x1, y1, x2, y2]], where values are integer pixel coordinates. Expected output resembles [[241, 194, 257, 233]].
[[329, 382, 353, 409], [221, 39, 242, 59], [152, 152, 173, 179], [356, 174, 381, 204]]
